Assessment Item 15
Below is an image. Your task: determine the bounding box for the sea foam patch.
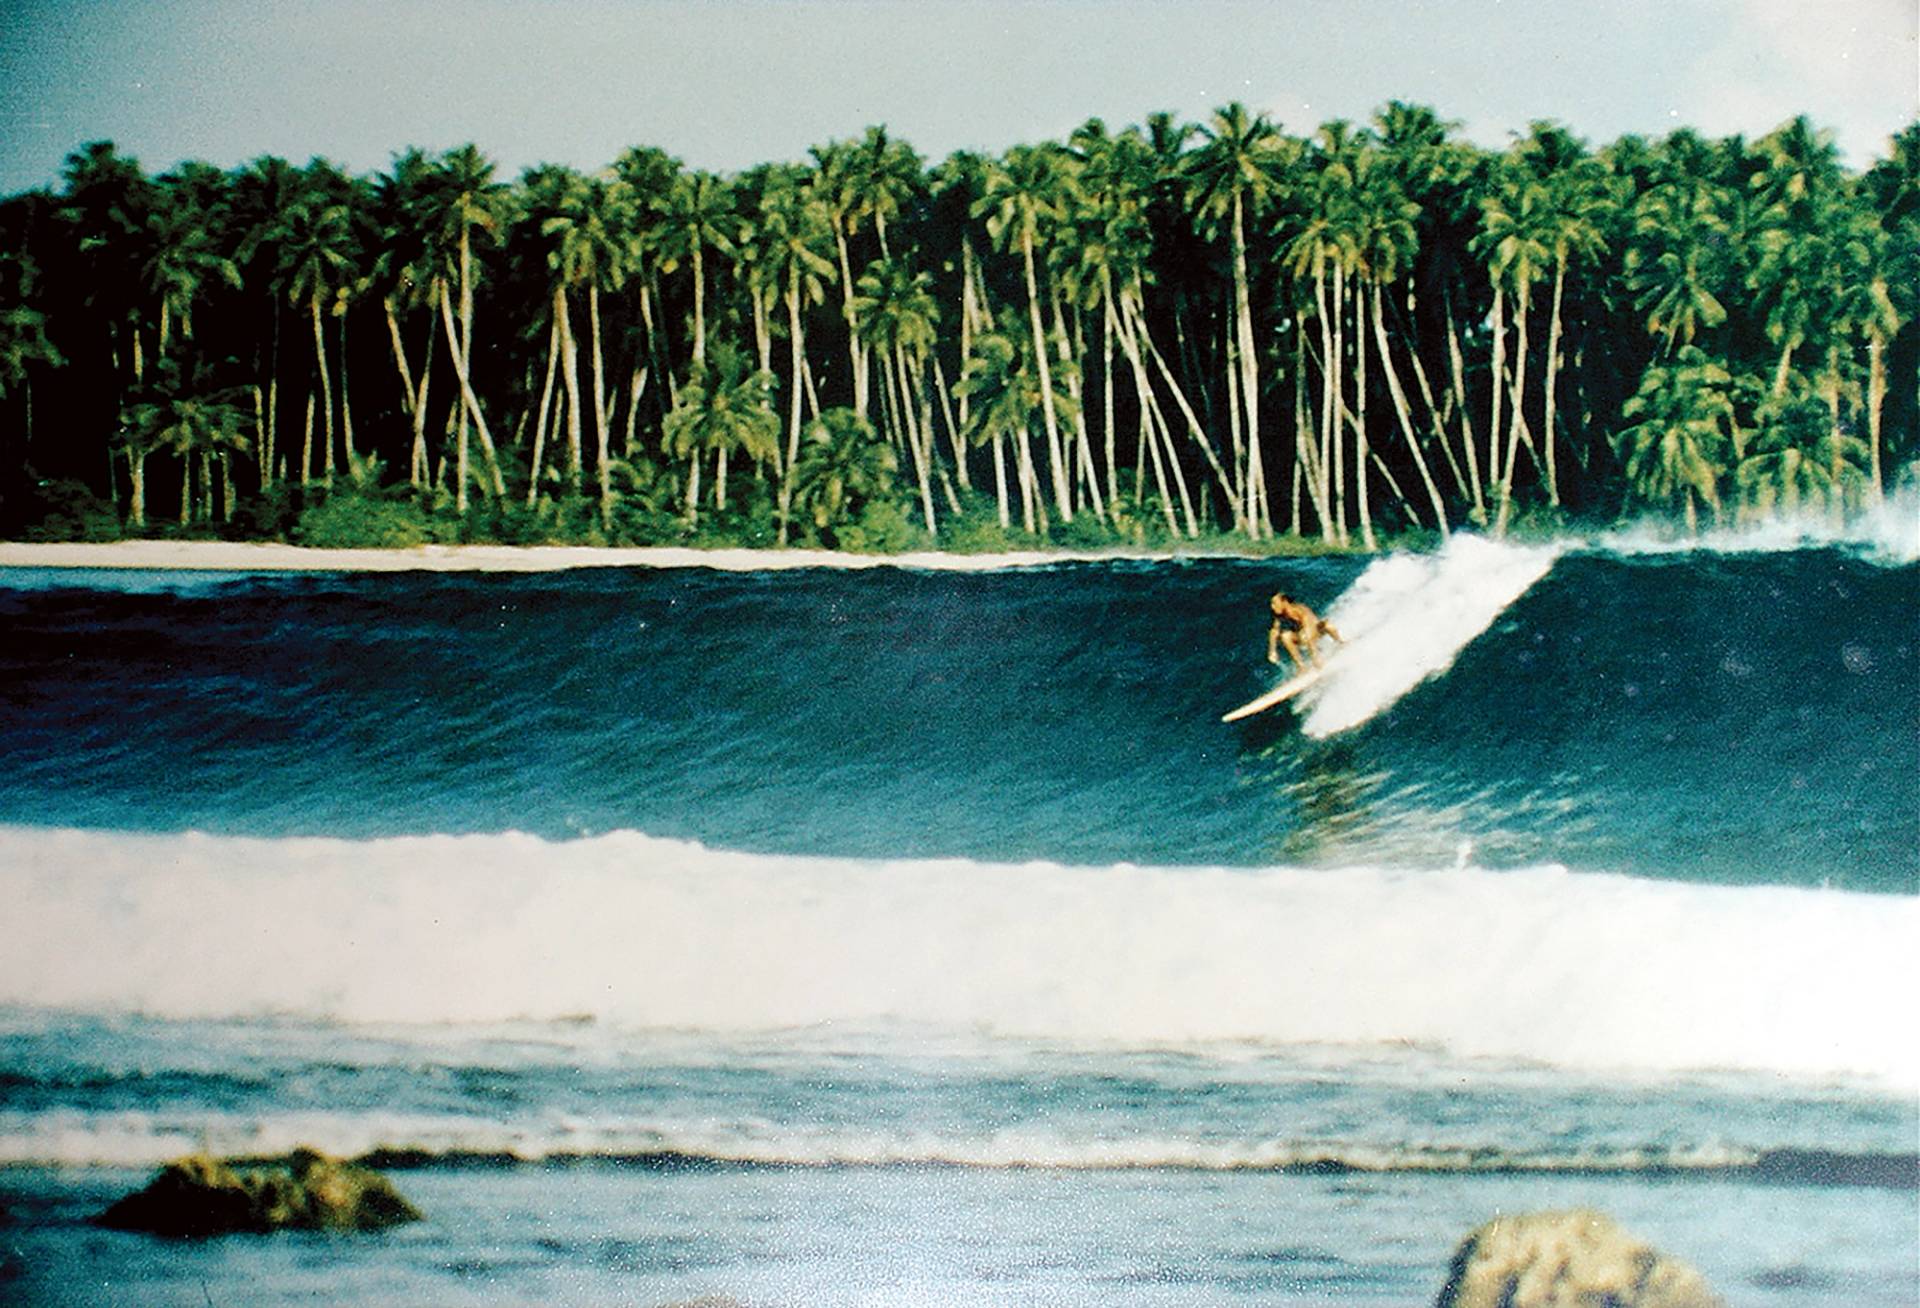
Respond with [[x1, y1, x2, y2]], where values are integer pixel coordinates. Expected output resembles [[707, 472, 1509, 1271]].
[[2, 825, 1912, 1089]]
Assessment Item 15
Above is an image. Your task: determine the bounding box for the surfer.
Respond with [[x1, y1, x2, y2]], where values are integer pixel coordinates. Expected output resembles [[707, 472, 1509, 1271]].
[[1266, 592, 1344, 671]]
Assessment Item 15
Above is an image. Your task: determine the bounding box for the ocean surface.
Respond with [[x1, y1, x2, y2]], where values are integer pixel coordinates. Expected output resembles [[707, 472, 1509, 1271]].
[[1, 523, 1916, 1306]]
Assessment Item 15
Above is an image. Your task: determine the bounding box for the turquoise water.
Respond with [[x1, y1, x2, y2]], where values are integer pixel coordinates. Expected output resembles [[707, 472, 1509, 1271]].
[[1, 531, 1915, 1305]]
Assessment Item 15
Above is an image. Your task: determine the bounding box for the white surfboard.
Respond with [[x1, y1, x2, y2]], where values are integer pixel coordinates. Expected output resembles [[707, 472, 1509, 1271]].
[[1221, 663, 1331, 722]]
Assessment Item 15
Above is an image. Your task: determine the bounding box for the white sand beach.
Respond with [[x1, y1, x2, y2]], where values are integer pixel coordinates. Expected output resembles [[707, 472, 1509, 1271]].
[[0, 540, 1196, 573]]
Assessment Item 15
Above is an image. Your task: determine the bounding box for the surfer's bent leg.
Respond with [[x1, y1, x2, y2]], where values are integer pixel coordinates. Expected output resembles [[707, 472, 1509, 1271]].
[[1280, 629, 1307, 670]]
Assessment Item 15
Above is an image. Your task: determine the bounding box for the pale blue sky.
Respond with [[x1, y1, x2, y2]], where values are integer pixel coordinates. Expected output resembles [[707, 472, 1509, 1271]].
[[1, 0, 1913, 193]]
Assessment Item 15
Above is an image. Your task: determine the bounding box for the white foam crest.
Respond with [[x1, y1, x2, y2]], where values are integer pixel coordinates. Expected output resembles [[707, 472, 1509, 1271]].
[[1597, 487, 1920, 565], [1298, 534, 1561, 737], [2, 826, 1913, 1088], [0, 541, 1175, 576], [0, 1110, 1775, 1174]]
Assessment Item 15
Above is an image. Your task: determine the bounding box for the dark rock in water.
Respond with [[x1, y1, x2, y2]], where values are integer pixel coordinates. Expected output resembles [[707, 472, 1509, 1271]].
[[96, 1147, 422, 1237], [1436, 1209, 1725, 1308]]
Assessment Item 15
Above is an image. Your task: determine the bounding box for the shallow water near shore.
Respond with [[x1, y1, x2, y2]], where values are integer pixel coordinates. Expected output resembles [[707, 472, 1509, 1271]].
[[1, 531, 1915, 1305]]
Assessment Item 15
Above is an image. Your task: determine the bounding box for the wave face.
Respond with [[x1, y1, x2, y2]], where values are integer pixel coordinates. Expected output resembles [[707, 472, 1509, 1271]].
[[1, 537, 1913, 890]]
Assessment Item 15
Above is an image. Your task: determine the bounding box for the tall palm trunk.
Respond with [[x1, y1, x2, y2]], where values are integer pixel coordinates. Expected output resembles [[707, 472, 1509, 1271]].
[[456, 230, 475, 511], [1099, 275, 1119, 512], [1496, 282, 1534, 536], [556, 287, 584, 494], [1541, 256, 1569, 506], [262, 313, 280, 488], [1772, 339, 1798, 398], [1021, 228, 1071, 520], [338, 312, 356, 469], [437, 281, 507, 504], [1446, 300, 1486, 520], [1312, 266, 1341, 544], [1291, 315, 1332, 536], [1052, 294, 1104, 523], [590, 282, 611, 524], [890, 343, 937, 534], [528, 313, 561, 505], [955, 239, 986, 491], [833, 225, 867, 418], [251, 384, 268, 494], [1400, 299, 1472, 508], [309, 295, 334, 481], [690, 239, 706, 369], [1487, 285, 1506, 502], [384, 296, 433, 489], [1370, 281, 1449, 535], [301, 392, 315, 490], [1131, 292, 1233, 517], [1112, 293, 1196, 537], [1230, 192, 1262, 538], [1867, 331, 1886, 502], [1349, 269, 1374, 550], [127, 452, 147, 527], [778, 276, 807, 545]]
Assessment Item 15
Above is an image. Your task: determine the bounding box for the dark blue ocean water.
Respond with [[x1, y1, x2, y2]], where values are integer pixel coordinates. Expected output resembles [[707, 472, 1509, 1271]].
[[1, 534, 1916, 1307], [1, 539, 1913, 888]]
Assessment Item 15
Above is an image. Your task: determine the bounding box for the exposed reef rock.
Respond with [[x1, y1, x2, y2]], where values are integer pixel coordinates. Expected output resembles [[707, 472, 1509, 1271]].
[[1436, 1209, 1725, 1308], [96, 1148, 421, 1237]]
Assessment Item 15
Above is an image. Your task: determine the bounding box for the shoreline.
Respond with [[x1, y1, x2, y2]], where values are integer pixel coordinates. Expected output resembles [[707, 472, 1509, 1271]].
[[0, 539, 1264, 573]]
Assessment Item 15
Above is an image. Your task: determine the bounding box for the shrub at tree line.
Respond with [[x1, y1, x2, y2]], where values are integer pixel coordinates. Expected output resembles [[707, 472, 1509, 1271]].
[[1, 105, 1913, 552]]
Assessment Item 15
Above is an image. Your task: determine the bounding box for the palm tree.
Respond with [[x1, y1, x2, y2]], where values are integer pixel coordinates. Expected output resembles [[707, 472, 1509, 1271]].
[[0, 254, 64, 457], [808, 130, 921, 420], [1185, 103, 1292, 537], [750, 167, 838, 543], [841, 125, 923, 261], [143, 168, 241, 361], [369, 148, 444, 491], [1614, 346, 1737, 532], [611, 145, 683, 425], [661, 340, 778, 527], [1281, 124, 1364, 544], [58, 141, 154, 392], [658, 169, 739, 374], [1352, 148, 1450, 536], [1624, 178, 1732, 355], [252, 163, 358, 485], [790, 405, 897, 543], [1748, 118, 1846, 398], [227, 154, 304, 488], [517, 165, 588, 501], [540, 168, 637, 521], [419, 145, 510, 510], [1066, 119, 1198, 534], [1473, 161, 1555, 532], [119, 361, 253, 526], [928, 148, 997, 495], [1737, 386, 1841, 520], [1862, 123, 1919, 497], [1370, 101, 1484, 518], [977, 143, 1079, 521], [957, 328, 1080, 535], [854, 255, 942, 533]]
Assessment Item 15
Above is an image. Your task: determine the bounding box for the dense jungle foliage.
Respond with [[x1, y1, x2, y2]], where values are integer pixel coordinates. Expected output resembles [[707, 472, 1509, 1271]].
[[1, 104, 1914, 552]]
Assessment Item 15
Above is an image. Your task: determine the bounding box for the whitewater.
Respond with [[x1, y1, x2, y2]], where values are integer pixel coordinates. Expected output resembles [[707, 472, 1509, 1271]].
[[1, 528, 1915, 1306]]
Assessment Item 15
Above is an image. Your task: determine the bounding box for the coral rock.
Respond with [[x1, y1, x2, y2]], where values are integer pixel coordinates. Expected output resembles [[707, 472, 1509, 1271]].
[[1436, 1209, 1725, 1308], [96, 1148, 422, 1237]]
